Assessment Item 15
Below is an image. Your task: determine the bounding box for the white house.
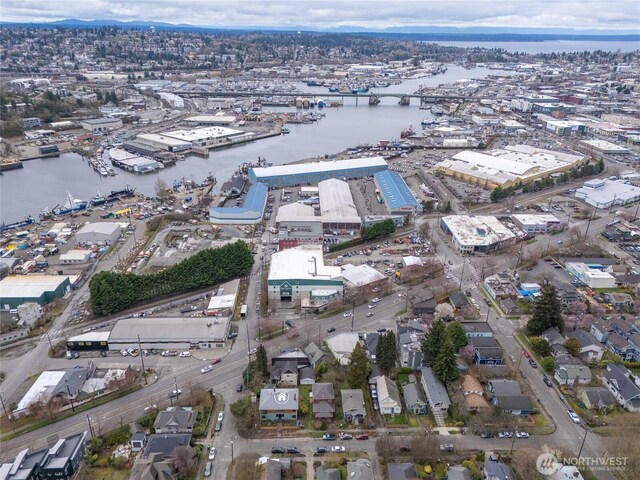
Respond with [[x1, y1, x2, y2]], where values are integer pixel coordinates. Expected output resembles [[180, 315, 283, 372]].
[[376, 375, 402, 415]]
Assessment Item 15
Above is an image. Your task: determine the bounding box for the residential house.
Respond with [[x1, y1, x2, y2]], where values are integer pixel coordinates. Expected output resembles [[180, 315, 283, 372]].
[[565, 330, 605, 362], [387, 463, 419, 480], [541, 326, 564, 346], [131, 432, 147, 453], [492, 395, 534, 416], [461, 322, 493, 338], [590, 320, 612, 343], [325, 333, 360, 365], [629, 333, 640, 362], [129, 453, 175, 480], [312, 383, 335, 419], [316, 466, 341, 480], [1, 448, 48, 480], [341, 389, 366, 424], [606, 332, 636, 361], [554, 364, 593, 386], [347, 459, 373, 480], [143, 434, 192, 459], [469, 337, 504, 365], [604, 293, 634, 310], [368, 365, 384, 385], [264, 458, 283, 480], [579, 387, 617, 412], [484, 459, 516, 480], [500, 298, 522, 316], [488, 379, 521, 397], [447, 465, 474, 480], [41, 432, 87, 480], [398, 330, 425, 369], [411, 297, 437, 316], [303, 342, 328, 368], [402, 383, 427, 415], [461, 375, 490, 412], [609, 317, 638, 339], [153, 407, 196, 434], [271, 360, 298, 387], [420, 367, 450, 426], [556, 283, 581, 305], [270, 350, 310, 368], [449, 292, 469, 311], [483, 272, 519, 300], [259, 388, 299, 422], [299, 366, 316, 385], [365, 333, 379, 361], [602, 364, 640, 412], [377, 376, 402, 415]]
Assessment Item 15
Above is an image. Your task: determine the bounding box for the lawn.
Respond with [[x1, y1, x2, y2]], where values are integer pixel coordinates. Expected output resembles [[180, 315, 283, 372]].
[[77, 467, 130, 480], [396, 373, 410, 385], [384, 414, 408, 425]]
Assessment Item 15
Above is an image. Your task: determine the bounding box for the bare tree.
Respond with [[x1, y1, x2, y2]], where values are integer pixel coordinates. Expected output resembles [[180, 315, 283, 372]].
[[155, 178, 171, 203], [511, 448, 548, 480], [434, 303, 454, 321], [171, 445, 196, 477], [375, 435, 397, 462]]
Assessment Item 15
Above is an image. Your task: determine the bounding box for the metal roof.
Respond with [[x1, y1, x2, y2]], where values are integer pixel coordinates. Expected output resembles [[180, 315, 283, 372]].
[[250, 157, 388, 179], [318, 178, 360, 224], [268, 245, 342, 283], [209, 182, 268, 222], [0, 275, 69, 300], [374, 171, 417, 210], [109, 317, 229, 342], [76, 222, 121, 236]]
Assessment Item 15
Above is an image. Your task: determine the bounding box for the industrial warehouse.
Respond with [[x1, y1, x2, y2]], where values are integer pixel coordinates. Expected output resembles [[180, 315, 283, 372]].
[[435, 145, 583, 189], [66, 316, 231, 351], [374, 170, 420, 215], [209, 182, 268, 224], [268, 245, 343, 306], [0, 275, 71, 309], [248, 157, 389, 187], [440, 215, 517, 254]]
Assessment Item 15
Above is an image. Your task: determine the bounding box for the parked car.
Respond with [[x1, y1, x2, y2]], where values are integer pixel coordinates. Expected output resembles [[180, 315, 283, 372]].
[[480, 431, 493, 438], [367, 304, 376, 309], [285, 320, 296, 328], [523, 351, 530, 358], [316, 447, 328, 454], [201, 365, 213, 374], [208, 447, 217, 460], [371, 298, 380, 303], [376, 328, 386, 333], [271, 447, 285, 454], [543, 376, 553, 387], [286, 447, 300, 454], [204, 461, 212, 477], [440, 444, 454, 452], [331, 446, 346, 453], [355, 434, 369, 440], [339, 433, 352, 440], [322, 434, 336, 441], [212, 358, 222, 365], [366, 312, 375, 317], [144, 404, 157, 413], [568, 410, 581, 424], [179, 351, 191, 357], [399, 444, 412, 452], [236, 384, 243, 392], [168, 389, 182, 398], [227, 332, 238, 339], [343, 312, 353, 317], [327, 327, 336, 333], [249, 347, 257, 355], [484, 298, 492, 306], [120, 349, 129, 357], [529, 359, 538, 369], [498, 431, 513, 438], [215, 421, 222, 432], [516, 431, 530, 438], [218, 411, 224, 422]]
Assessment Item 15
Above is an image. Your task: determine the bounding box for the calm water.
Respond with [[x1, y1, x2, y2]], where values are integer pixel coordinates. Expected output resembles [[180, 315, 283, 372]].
[[0, 64, 532, 223], [432, 40, 640, 54]]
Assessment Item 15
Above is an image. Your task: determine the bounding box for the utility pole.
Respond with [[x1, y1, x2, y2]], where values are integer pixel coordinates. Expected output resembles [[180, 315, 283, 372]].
[[584, 208, 595, 238], [577, 429, 588, 458], [66, 381, 75, 412], [0, 392, 11, 421], [46, 333, 53, 350], [86, 414, 95, 440], [351, 298, 355, 332], [137, 335, 147, 384]]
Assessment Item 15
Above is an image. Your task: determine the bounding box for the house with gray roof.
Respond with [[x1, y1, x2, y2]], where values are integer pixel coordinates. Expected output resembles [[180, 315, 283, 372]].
[[153, 407, 196, 434], [259, 388, 299, 422], [368, 365, 384, 385], [51, 368, 90, 400], [365, 332, 379, 360], [554, 364, 593, 386], [270, 350, 310, 368], [606, 332, 636, 361], [271, 360, 298, 387], [484, 459, 515, 480], [579, 387, 617, 412], [341, 389, 366, 424], [402, 383, 427, 415], [299, 366, 316, 385], [590, 320, 611, 343], [447, 465, 473, 480], [143, 434, 192, 459], [129, 452, 175, 480], [312, 383, 335, 419], [602, 364, 640, 412], [462, 322, 493, 338], [388, 463, 419, 480], [316, 466, 341, 480], [487, 379, 521, 396], [492, 395, 534, 416], [541, 326, 564, 345], [347, 459, 373, 480], [303, 342, 328, 368], [565, 330, 605, 362], [264, 458, 283, 480], [419, 367, 450, 426]]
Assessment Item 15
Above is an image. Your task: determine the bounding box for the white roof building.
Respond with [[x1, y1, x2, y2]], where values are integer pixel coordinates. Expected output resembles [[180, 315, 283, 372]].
[[341, 264, 386, 287], [318, 178, 361, 230], [566, 262, 616, 289], [402, 256, 424, 267], [75, 222, 122, 246], [575, 179, 640, 209], [581, 139, 629, 154], [441, 215, 517, 255], [15, 371, 66, 413], [326, 333, 361, 365]]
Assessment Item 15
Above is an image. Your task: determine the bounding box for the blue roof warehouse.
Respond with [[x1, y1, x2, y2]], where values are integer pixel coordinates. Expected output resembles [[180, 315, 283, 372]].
[[209, 182, 268, 224], [373, 170, 420, 215], [248, 157, 388, 188]]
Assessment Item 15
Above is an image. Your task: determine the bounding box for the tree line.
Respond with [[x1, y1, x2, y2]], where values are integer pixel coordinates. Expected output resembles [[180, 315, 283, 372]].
[[89, 241, 253, 315]]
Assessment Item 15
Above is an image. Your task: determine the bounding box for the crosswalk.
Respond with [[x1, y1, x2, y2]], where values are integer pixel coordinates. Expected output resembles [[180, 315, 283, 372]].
[[446, 260, 481, 288]]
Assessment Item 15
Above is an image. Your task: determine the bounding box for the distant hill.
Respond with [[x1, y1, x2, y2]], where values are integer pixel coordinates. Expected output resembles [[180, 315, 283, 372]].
[[3, 18, 639, 41]]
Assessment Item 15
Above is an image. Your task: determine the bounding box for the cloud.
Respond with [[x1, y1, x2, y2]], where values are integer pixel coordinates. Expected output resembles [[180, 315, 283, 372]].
[[2, 0, 640, 31]]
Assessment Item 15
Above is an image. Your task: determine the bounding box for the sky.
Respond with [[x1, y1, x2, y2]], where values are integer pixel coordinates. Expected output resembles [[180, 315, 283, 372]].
[[3, 0, 640, 32]]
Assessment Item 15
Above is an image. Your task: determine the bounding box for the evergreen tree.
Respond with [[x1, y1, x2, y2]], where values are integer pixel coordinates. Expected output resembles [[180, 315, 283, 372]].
[[446, 321, 468, 351], [527, 284, 564, 335], [256, 344, 269, 377], [347, 343, 370, 388], [421, 320, 447, 364], [433, 336, 460, 384], [376, 331, 397, 372]]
